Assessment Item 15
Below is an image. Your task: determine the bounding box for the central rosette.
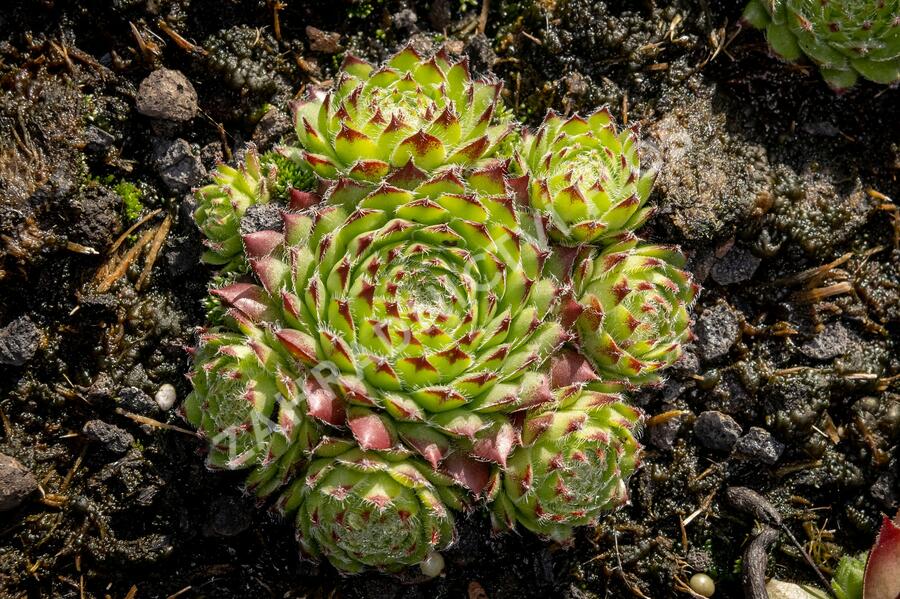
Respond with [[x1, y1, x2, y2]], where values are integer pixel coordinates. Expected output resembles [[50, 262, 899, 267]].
[[233, 163, 564, 471]]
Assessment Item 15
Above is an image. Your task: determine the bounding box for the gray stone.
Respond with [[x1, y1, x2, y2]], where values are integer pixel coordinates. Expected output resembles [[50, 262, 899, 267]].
[[152, 138, 205, 195], [240, 202, 283, 235], [649, 411, 690, 451], [799, 321, 851, 361], [0, 316, 40, 366], [464, 32, 496, 75], [392, 9, 419, 33], [710, 246, 761, 285], [0, 453, 38, 511], [734, 427, 784, 464], [82, 420, 134, 455], [136, 69, 198, 122], [694, 410, 742, 451], [695, 302, 740, 361], [118, 386, 159, 415], [251, 108, 291, 152]]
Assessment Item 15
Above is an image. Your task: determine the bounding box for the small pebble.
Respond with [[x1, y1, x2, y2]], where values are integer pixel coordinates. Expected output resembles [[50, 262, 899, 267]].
[[419, 551, 445, 578], [689, 573, 715, 597], [695, 302, 740, 361], [0, 453, 38, 512], [136, 68, 198, 122], [155, 383, 177, 411], [733, 427, 785, 465], [694, 410, 742, 452]]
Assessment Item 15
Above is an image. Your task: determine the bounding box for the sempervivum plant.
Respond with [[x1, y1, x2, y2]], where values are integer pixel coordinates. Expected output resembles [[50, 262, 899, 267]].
[[183, 311, 319, 497], [513, 109, 656, 246], [568, 235, 697, 384], [489, 367, 642, 541], [218, 162, 564, 475], [186, 44, 698, 575], [287, 45, 514, 182], [194, 146, 315, 271], [279, 438, 465, 573], [742, 0, 900, 90]]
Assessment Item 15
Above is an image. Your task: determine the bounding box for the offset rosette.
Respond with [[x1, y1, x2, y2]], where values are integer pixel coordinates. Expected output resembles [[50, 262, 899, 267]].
[[183, 312, 320, 497], [571, 236, 697, 384], [194, 147, 275, 270], [288, 45, 514, 182], [489, 383, 642, 542], [280, 439, 464, 573], [514, 109, 656, 246], [220, 164, 564, 481], [742, 0, 900, 90]]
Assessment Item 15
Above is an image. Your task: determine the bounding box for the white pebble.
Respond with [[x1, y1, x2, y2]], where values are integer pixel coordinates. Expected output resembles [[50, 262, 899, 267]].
[[419, 551, 445, 578], [690, 573, 715, 597], [154, 383, 177, 411]]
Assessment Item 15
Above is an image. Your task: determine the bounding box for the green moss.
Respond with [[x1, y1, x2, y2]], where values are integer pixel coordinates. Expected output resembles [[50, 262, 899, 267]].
[[260, 150, 316, 200], [114, 180, 145, 221]]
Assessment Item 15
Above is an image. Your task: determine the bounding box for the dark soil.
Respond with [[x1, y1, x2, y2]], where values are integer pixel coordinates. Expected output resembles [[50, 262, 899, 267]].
[[1, 1, 898, 598]]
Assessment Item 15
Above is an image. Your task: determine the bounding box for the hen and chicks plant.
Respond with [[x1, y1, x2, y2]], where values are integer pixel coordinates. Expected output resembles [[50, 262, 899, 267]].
[[187, 45, 697, 574], [742, 0, 900, 90]]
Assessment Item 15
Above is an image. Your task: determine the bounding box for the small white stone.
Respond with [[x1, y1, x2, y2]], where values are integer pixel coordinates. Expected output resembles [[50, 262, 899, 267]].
[[154, 383, 177, 411], [690, 573, 715, 597], [419, 551, 445, 578]]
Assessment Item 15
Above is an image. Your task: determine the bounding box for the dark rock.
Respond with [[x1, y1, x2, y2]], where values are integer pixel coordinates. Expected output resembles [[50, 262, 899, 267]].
[[82, 420, 134, 455], [428, 0, 451, 29], [199, 142, 225, 171], [392, 9, 419, 33], [204, 495, 253, 537], [84, 125, 116, 153], [870, 470, 897, 510], [251, 108, 291, 152], [685, 548, 714, 572], [799, 321, 851, 361], [0, 453, 38, 511], [85, 373, 116, 406], [694, 410, 742, 451], [118, 387, 159, 415], [152, 138, 205, 195], [710, 246, 761, 285], [733, 427, 784, 464], [165, 234, 202, 278], [70, 185, 122, 249], [464, 33, 497, 75], [648, 411, 690, 451], [695, 302, 740, 361], [240, 203, 283, 235], [306, 26, 342, 54], [136, 69, 198, 122], [0, 316, 40, 366]]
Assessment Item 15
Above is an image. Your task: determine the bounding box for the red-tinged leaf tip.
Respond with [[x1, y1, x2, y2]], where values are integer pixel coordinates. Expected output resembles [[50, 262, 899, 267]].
[[304, 377, 345, 426], [275, 329, 317, 364], [289, 188, 320, 210], [442, 453, 491, 496], [348, 412, 394, 451], [864, 510, 900, 599], [550, 349, 599, 388], [560, 296, 585, 328], [473, 423, 517, 467], [242, 230, 284, 259], [211, 283, 270, 321]]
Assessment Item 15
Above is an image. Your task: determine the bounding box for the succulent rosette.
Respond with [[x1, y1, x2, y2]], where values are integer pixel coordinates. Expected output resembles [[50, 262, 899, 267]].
[[742, 0, 900, 90], [217, 163, 564, 480], [489, 379, 643, 542], [182, 311, 319, 498], [569, 235, 697, 384], [287, 45, 514, 182], [513, 109, 656, 246], [184, 41, 703, 575], [279, 438, 464, 573], [194, 147, 275, 270]]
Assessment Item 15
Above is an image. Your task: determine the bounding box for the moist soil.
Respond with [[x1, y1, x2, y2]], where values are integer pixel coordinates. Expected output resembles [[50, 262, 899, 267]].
[[0, 1, 898, 598]]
